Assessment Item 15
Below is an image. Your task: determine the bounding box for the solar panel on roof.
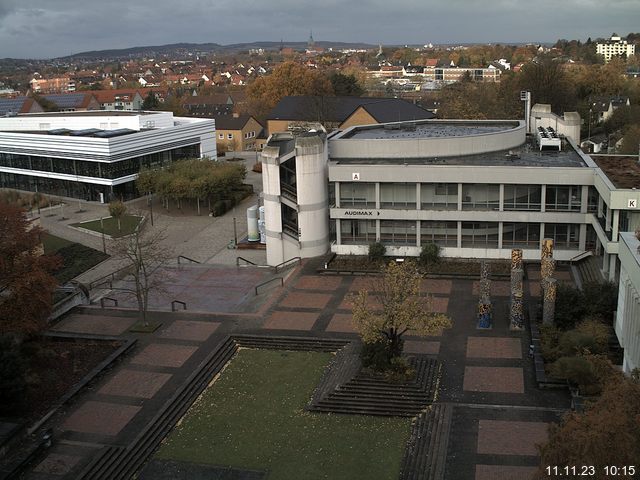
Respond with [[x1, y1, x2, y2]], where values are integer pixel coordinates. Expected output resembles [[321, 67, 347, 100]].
[[43, 94, 85, 109], [48, 128, 71, 135], [93, 128, 136, 138], [70, 128, 101, 136], [0, 97, 27, 115]]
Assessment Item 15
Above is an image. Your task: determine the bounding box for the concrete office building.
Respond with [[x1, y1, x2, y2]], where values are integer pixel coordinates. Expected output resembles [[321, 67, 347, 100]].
[[261, 110, 640, 281], [615, 232, 640, 374], [0, 111, 216, 202]]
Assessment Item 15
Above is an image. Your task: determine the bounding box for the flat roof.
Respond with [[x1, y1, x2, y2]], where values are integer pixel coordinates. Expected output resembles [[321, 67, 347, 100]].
[[340, 121, 520, 140], [332, 136, 586, 168], [592, 156, 640, 189], [13, 110, 155, 117]]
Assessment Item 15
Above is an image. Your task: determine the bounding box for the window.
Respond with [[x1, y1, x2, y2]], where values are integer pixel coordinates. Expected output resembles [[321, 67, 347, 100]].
[[380, 220, 416, 245], [462, 184, 499, 210], [227, 133, 233, 139], [461, 222, 499, 248], [421, 183, 457, 210], [380, 183, 416, 209], [420, 221, 457, 246], [502, 223, 540, 248], [340, 182, 376, 208], [545, 186, 581, 211], [340, 219, 376, 244], [544, 223, 579, 249], [503, 185, 542, 211], [219, 133, 224, 139]]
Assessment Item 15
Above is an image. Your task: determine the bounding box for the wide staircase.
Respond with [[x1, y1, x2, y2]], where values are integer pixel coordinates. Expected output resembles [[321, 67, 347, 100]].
[[572, 254, 604, 286]]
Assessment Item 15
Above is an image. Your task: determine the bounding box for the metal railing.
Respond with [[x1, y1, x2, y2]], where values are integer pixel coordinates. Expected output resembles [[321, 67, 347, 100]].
[[177, 255, 201, 265], [569, 251, 593, 264], [100, 297, 118, 308], [171, 300, 187, 311], [236, 256, 258, 266], [254, 277, 284, 295], [274, 257, 301, 274], [89, 265, 131, 290]]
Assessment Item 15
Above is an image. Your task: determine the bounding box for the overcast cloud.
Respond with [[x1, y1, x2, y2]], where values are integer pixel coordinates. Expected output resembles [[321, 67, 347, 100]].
[[0, 0, 638, 59]]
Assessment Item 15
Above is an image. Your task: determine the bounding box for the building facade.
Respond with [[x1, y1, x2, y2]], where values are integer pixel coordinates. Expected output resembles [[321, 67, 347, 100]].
[[0, 111, 216, 202], [615, 232, 640, 374], [261, 115, 640, 278], [596, 35, 636, 63]]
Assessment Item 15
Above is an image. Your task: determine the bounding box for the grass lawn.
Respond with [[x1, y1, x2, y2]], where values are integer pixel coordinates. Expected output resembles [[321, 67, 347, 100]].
[[43, 233, 109, 284], [71, 215, 142, 237], [155, 349, 412, 480], [42, 233, 73, 254]]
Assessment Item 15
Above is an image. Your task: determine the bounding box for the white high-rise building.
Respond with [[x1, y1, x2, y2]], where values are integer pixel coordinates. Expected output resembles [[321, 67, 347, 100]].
[[596, 34, 636, 63]]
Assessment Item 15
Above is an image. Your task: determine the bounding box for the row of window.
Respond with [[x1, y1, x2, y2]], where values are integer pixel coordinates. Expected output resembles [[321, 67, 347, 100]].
[[339, 219, 583, 249], [0, 145, 200, 180], [336, 182, 596, 213], [217, 131, 256, 140]]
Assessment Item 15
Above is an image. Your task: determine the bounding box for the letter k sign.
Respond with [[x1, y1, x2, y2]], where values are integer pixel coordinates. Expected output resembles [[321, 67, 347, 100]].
[[629, 199, 637, 208]]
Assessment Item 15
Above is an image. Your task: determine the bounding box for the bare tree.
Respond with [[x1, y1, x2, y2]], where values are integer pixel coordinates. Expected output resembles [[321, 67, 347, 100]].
[[111, 222, 173, 325]]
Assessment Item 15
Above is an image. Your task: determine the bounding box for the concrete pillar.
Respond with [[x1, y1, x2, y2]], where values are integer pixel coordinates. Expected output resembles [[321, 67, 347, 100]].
[[605, 205, 611, 232], [539, 224, 545, 249], [609, 254, 617, 282], [416, 183, 421, 210], [261, 146, 284, 266], [335, 219, 341, 245], [416, 220, 421, 247], [457, 183, 463, 211], [602, 252, 609, 274], [580, 185, 589, 214], [540, 185, 546, 213], [498, 222, 503, 249], [499, 184, 504, 212], [335, 182, 340, 208], [376, 219, 380, 242], [375, 183, 380, 209], [457, 221, 462, 248], [542, 278, 557, 325], [579, 224, 587, 251], [612, 210, 620, 241], [598, 196, 603, 218]]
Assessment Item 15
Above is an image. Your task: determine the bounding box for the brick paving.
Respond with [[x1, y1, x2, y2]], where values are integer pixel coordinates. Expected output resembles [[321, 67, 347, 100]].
[[50, 314, 136, 336], [472, 280, 511, 297], [463, 366, 525, 394], [159, 320, 220, 341], [476, 420, 549, 456], [325, 313, 356, 333], [420, 279, 452, 295], [263, 311, 319, 331], [294, 275, 343, 290], [130, 343, 198, 368], [466, 337, 522, 359], [279, 291, 332, 310], [98, 370, 172, 399], [63, 401, 141, 436]]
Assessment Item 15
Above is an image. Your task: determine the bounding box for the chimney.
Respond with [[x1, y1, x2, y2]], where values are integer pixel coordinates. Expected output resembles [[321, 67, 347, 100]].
[[233, 112, 240, 118]]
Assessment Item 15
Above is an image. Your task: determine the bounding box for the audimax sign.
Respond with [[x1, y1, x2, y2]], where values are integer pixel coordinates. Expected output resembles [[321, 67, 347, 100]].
[[343, 210, 381, 216]]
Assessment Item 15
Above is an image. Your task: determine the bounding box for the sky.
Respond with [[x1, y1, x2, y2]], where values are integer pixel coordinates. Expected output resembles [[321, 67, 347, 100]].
[[0, 0, 638, 59]]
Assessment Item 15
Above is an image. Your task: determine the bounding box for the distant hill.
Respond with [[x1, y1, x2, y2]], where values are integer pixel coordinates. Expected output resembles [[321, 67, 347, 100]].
[[60, 41, 377, 60]]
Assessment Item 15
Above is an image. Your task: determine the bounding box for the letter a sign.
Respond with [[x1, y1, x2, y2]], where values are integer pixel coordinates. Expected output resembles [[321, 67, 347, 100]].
[[629, 199, 638, 208], [352, 172, 360, 181]]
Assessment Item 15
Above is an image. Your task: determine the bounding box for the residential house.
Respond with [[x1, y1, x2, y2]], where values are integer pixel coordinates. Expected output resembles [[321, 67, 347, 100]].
[[589, 96, 631, 123], [266, 96, 435, 135], [92, 90, 144, 111], [182, 94, 234, 117], [29, 77, 76, 94], [214, 114, 263, 152]]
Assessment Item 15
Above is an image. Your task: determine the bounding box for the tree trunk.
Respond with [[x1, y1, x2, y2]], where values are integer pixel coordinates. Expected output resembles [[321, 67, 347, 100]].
[[197, 197, 200, 216]]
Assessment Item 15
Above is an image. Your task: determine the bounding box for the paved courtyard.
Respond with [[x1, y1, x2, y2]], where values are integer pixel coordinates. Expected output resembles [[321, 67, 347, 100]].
[[23, 259, 571, 480]]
